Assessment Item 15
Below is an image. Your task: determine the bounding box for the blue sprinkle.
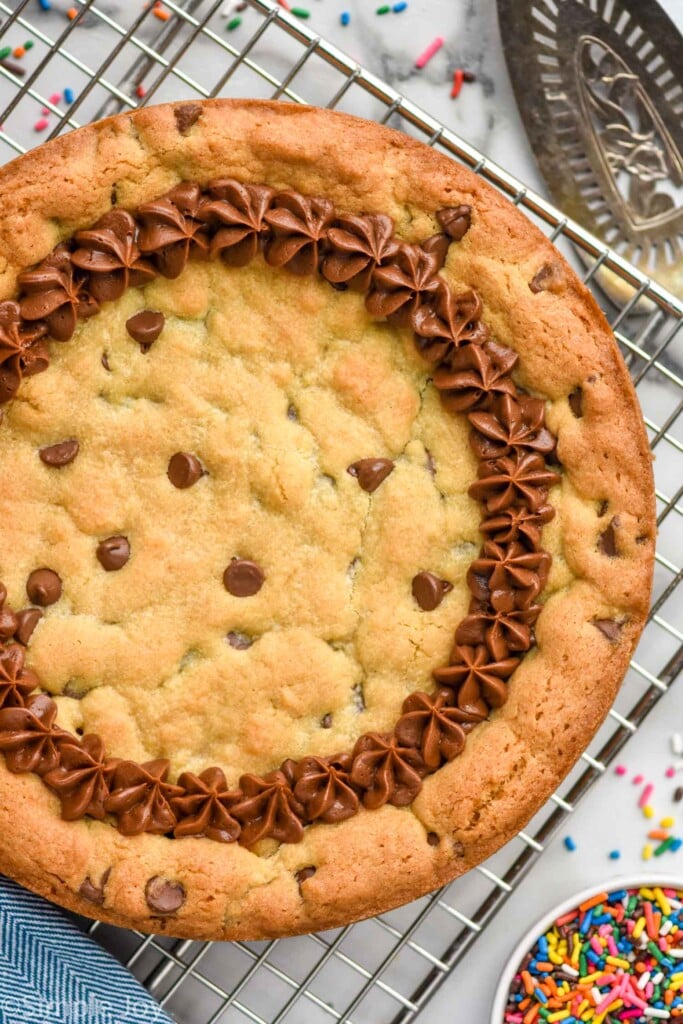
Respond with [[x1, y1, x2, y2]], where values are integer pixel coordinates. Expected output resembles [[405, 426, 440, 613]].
[[340, 10, 350, 24], [580, 909, 593, 935], [671, 837, 683, 851], [63, 88, 74, 103], [392, 1, 407, 9], [534, 988, 548, 1005], [38, 0, 51, 8], [609, 849, 621, 860], [564, 836, 577, 851]]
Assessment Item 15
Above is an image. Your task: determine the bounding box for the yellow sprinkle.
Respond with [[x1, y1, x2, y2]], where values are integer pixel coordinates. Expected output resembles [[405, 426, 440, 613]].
[[577, 1001, 589, 1015], [549, 950, 564, 964], [571, 934, 582, 965], [642, 844, 654, 861], [579, 972, 601, 983], [661, 816, 675, 828], [654, 886, 672, 915], [643, 805, 655, 818], [633, 916, 647, 938], [641, 887, 656, 898], [606, 955, 631, 969], [547, 1013, 571, 1022]]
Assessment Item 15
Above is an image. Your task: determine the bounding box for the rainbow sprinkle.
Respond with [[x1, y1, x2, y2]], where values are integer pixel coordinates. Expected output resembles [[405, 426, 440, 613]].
[[504, 887, 683, 1022], [415, 36, 444, 69]]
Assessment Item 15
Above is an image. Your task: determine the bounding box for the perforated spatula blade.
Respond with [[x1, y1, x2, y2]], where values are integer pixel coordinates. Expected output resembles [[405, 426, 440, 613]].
[[496, 0, 683, 301]]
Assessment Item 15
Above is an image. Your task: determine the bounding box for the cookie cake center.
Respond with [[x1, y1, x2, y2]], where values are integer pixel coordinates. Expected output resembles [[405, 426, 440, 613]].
[[0, 257, 481, 778]]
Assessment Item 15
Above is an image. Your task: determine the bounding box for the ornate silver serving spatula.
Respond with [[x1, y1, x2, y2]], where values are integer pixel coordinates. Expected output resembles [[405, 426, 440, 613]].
[[496, 0, 683, 302]]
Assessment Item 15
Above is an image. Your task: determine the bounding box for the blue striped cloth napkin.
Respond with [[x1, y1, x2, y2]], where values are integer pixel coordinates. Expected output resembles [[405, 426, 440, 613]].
[[0, 875, 173, 1023]]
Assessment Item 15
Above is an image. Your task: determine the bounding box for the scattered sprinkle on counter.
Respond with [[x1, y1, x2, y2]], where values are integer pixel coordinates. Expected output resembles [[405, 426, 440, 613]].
[[615, 764, 628, 776], [0, 47, 11, 60], [226, 15, 241, 29], [33, 118, 49, 132], [393, 1, 408, 10], [608, 849, 621, 859], [667, 767, 677, 778], [340, 10, 350, 25], [671, 733, 683, 756], [376, 3, 391, 12], [39, 0, 51, 9], [136, 84, 146, 98], [415, 36, 444, 69], [504, 886, 683, 1023], [67, 6, 77, 19], [291, 6, 310, 17], [153, 2, 171, 20], [63, 88, 74, 104], [564, 836, 577, 852]]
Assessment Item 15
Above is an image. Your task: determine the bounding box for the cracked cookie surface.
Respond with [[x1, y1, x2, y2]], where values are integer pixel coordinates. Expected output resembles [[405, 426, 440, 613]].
[[0, 100, 654, 941]]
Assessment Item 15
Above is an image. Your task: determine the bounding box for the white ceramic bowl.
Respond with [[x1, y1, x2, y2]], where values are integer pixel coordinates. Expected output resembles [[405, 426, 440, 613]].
[[490, 873, 683, 1023]]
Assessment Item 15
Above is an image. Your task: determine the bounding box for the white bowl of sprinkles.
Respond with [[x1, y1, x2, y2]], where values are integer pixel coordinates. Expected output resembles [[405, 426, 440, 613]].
[[491, 875, 683, 1023]]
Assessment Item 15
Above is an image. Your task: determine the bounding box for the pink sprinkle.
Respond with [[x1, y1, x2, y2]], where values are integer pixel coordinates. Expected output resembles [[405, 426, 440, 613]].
[[415, 36, 444, 69], [595, 986, 621, 1016], [633, 774, 644, 784], [620, 1010, 643, 1019], [41, 106, 50, 115], [590, 935, 603, 955], [615, 764, 627, 775], [666, 766, 676, 778], [607, 935, 619, 956], [638, 782, 653, 808], [33, 118, 49, 131], [49, 92, 61, 104]]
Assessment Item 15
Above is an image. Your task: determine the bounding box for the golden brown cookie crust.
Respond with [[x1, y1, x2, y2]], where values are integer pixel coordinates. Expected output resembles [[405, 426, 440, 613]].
[[0, 100, 654, 939]]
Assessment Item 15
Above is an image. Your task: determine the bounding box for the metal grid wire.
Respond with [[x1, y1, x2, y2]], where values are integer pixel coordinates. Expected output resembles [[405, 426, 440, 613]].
[[0, 2, 681, 1022]]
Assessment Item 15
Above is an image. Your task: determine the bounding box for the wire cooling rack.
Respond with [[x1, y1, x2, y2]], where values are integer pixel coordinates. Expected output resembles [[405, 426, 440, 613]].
[[0, 2, 681, 1022]]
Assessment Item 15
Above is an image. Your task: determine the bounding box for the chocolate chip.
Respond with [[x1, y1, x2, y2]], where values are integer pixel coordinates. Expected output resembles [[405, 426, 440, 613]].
[[96, 536, 130, 572], [167, 452, 204, 489], [295, 866, 316, 885], [568, 387, 583, 417], [26, 568, 62, 607], [436, 204, 471, 241], [14, 608, 42, 645], [412, 571, 453, 611], [426, 449, 436, 476], [674, 787, 683, 803], [145, 876, 186, 915], [598, 500, 609, 517], [101, 352, 111, 371], [79, 868, 111, 906], [0, 606, 17, 639], [287, 404, 298, 421], [174, 103, 202, 135], [39, 439, 79, 468], [592, 618, 623, 641], [126, 310, 165, 351], [421, 232, 450, 270], [224, 559, 264, 597], [63, 682, 86, 699], [227, 630, 253, 650], [0, 364, 20, 403], [452, 840, 465, 857], [598, 517, 619, 557], [529, 260, 566, 294], [321, 713, 333, 728], [347, 458, 394, 493], [426, 831, 440, 847]]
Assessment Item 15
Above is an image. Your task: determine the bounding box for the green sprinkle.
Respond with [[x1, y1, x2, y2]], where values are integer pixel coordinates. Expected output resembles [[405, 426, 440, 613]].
[[654, 835, 675, 856], [376, 4, 391, 11], [24, 40, 34, 50], [647, 940, 665, 960], [0, 47, 11, 60], [291, 6, 310, 16], [226, 15, 241, 29]]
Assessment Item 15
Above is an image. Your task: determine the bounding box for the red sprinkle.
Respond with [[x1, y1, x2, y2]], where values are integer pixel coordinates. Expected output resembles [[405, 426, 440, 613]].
[[450, 68, 464, 99], [136, 84, 146, 98], [33, 118, 49, 132]]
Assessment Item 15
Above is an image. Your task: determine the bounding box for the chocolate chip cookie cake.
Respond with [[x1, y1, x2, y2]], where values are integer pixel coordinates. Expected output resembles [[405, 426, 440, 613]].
[[0, 100, 654, 939]]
